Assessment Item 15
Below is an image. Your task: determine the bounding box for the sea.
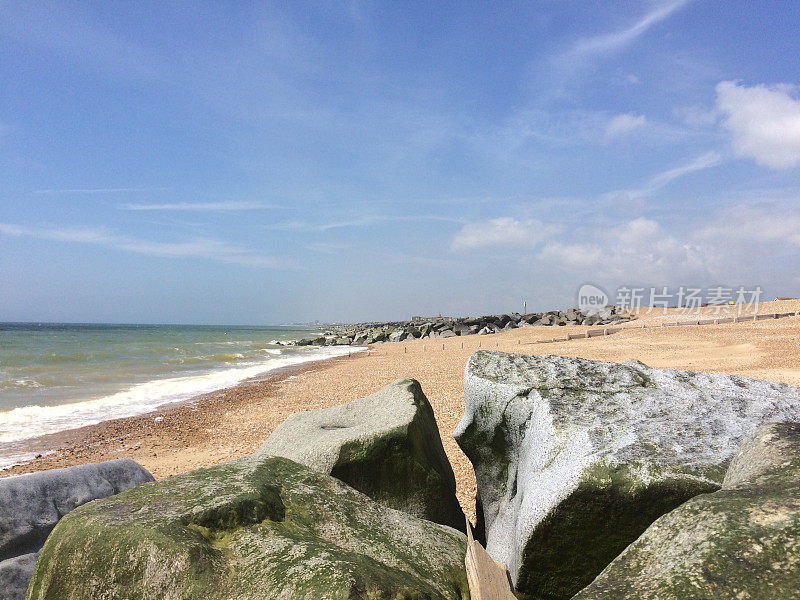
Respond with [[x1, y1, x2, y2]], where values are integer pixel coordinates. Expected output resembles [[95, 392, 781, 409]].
[[0, 322, 358, 469]]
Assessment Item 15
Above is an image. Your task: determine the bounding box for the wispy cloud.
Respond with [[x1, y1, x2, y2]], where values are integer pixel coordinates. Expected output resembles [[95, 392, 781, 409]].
[[544, 0, 692, 96], [605, 113, 647, 138], [604, 151, 724, 202], [567, 0, 692, 59], [34, 187, 169, 195], [122, 201, 281, 211], [647, 151, 724, 190], [306, 242, 350, 254], [451, 217, 564, 251], [270, 214, 464, 233], [0, 223, 285, 268]]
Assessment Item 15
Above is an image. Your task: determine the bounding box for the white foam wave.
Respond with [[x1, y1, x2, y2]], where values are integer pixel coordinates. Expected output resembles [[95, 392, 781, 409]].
[[0, 346, 364, 445]]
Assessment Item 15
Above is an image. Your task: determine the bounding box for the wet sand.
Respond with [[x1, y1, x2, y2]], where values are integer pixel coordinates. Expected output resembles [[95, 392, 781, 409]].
[[4, 299, 800, 520]]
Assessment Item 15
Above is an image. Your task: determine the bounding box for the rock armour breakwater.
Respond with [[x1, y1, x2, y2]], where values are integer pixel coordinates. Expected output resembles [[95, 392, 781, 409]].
[[296, 306, 633, 347]]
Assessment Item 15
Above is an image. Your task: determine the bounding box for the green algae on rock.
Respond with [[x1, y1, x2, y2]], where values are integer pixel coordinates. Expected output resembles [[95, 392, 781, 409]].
[[454, 351, 800, 600], [573, 422, 800, 599], [25, 456, 469, 600], [257, 378, 465, 532]]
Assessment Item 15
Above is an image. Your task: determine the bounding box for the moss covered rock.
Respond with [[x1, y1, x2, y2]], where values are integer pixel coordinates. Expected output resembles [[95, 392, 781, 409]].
[[573, 422, 800, 599], [25, 455, 469, 600], [454, 351, 800, 600], [257, 379, 464, 531]]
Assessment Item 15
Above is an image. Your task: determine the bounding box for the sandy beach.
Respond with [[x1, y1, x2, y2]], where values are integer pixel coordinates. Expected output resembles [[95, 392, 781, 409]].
[[4, 299, 800, 520]]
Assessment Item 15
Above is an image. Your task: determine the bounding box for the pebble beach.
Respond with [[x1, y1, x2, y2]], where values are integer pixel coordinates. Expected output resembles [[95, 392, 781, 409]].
[[5, 299, 800, 521]]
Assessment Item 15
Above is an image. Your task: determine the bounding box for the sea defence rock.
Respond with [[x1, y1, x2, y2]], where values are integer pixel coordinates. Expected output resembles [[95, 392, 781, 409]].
[[453, 351, 800, 600], [0, 459, 153, 600], [26, 456, 469, 600], [574, 422, 800, 599], [257, 379, 464, 531], [305, 306, 634, 347]]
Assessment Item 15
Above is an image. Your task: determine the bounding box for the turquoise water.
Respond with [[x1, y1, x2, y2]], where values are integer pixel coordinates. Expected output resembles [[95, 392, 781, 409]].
[[0, 323, 356, 465]]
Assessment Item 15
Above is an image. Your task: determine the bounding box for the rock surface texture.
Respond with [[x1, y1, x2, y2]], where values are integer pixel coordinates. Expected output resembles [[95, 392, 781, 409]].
[[26, 456, 469, 600], [257, 378, 464, 531], [0, 459, 154, 600], [574, 422, 800, 599], [454, 351, 800, 600]]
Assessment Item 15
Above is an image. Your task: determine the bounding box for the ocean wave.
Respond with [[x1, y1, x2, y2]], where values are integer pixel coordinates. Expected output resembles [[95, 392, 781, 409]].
[[163, 352, 247, 365], [0, 345, 364, 445], [0, 379, 46, 391]]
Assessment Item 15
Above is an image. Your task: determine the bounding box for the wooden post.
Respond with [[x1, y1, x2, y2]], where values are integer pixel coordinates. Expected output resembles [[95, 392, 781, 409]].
[[465, 516, 516, 600]]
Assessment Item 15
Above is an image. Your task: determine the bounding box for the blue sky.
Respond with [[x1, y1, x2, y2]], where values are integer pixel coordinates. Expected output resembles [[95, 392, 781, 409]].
[[2, 1, 800, 324]]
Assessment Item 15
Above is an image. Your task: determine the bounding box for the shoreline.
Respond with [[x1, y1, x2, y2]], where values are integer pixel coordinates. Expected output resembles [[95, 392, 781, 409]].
[[3, 300, 800, 520], [0, 351, 368, 478]]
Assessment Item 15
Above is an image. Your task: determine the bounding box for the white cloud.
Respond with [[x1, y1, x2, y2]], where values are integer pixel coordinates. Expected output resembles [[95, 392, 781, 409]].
[[450, 217, 563, 251], [443, 202, 800, 308], [567, 0, 691, 59], [605, 113, 647, 138], [520, 205, 800, 293], [716, 80, 800, 169], [0, 223, 284, 268], [122, 202, 272, 211], [537, 217, 709, 281], [695, 205, 800, 247]]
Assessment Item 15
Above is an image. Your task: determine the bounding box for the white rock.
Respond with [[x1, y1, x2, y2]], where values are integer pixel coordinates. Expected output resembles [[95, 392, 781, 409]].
[[454, 351, 800, 599]]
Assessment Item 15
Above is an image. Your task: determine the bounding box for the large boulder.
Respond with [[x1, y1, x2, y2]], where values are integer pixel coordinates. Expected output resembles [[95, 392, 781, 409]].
[[454, 351, 800, 600], [26, 456, 469, 600], [0, 459, 153, 600], [257, 379, 464, 531], [574, 422, 800, 599], [453, 323, 471, 336]]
